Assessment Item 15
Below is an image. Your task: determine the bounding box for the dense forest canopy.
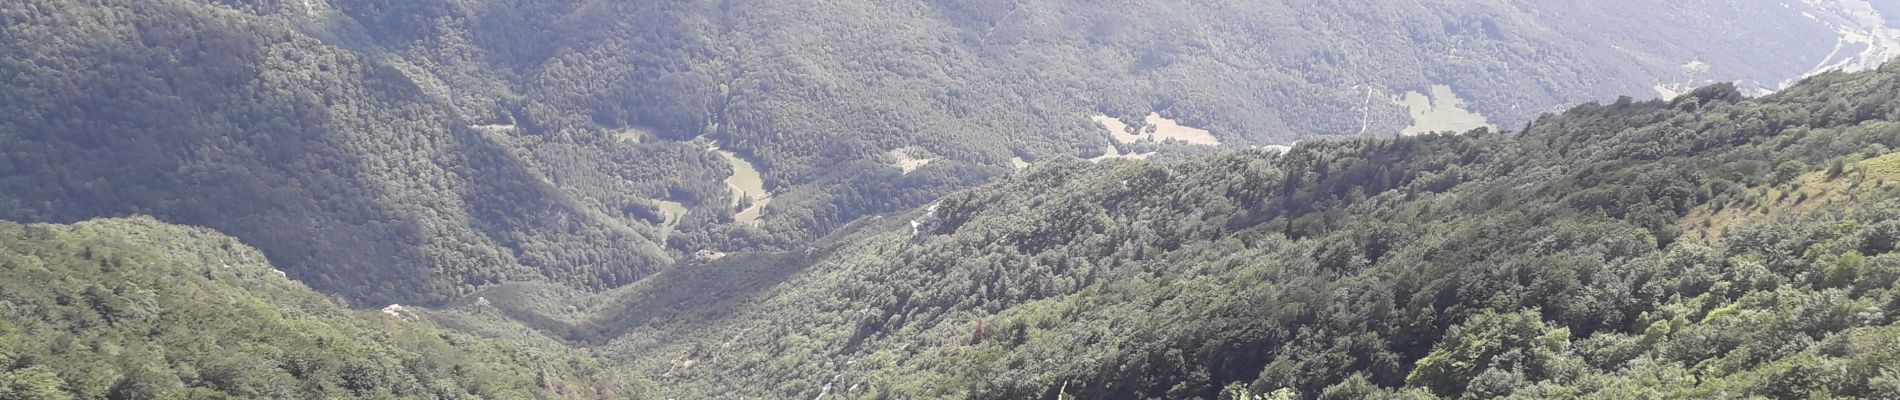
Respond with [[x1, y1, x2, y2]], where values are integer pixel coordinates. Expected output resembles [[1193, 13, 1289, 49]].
[[10, 0, 1900, 398], [2, 0, 1889, 305], [422, 64, 1900, 398]]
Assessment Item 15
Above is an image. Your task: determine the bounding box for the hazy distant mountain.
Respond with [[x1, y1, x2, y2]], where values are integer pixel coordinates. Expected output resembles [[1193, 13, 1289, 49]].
[[2, 0, 1894, 304], [9, 1, 1900, 398], [445, 65, 1900, 399]]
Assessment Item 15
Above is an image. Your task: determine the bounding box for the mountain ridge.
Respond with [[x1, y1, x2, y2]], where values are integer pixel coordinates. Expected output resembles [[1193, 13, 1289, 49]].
[[0, 216, 654, 399], [5, 0, 1887, 305], [8, 2, 1900, 398], [414, 65, 1900, 398]]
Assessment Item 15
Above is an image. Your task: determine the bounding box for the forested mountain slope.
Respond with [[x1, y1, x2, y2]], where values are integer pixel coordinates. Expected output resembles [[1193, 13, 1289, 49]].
[[431, 65, 1900, 399], [9, 1, 1900, 397], [2, 0, 1890, 305], [0, 0, 687, 305], [0, 217, 650, 399], [302, 0, 1888, 171]]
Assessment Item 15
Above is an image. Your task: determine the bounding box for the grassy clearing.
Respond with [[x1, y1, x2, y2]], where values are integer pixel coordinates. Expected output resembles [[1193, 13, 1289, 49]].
[[1684, 152, 1900, 240], [1397, 85, 1491, 136]]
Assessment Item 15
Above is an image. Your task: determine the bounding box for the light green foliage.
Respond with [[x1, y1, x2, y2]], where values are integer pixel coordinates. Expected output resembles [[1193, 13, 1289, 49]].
[[3, 0, 1900, 398], [458, 66, 1900, 399], [0, 0, 1864, 305], [1405, 311, 1562, 396], [1825, 251, 1868, 289], [0, 366, 72, 400], [0, 217, 652, 399]]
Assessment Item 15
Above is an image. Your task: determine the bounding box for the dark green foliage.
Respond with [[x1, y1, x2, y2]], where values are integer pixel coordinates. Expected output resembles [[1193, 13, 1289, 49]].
[[0, 0, 1868, 305], [5, 0, 1900, 398], [1404, 311, 1565, 396], [0, 0, 688, 305], [437, 65, 1900, 399]]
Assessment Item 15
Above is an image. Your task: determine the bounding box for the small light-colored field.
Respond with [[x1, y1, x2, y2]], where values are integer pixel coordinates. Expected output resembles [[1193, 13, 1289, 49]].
[[1093, 113, 1222, 145], [615, 127, 652, 144], [710, 146, 771, 226], [1143, 113, 1220, 145], [1653, 84, 1683, 99], [1093, 115, 1144, 144], [651, 199, 688, 239], [470, 124, 517, 133], [1396, 85, 1492, 136], [889, 148, 936, 174]]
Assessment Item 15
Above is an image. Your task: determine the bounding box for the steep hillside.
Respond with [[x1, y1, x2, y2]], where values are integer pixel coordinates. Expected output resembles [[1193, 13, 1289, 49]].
[[443, 65, 1900, 399], [0, 217, 651, 399], [0, 0, 688, 305], [2, 0, 1889, 304], [322, 0, 1880, 169]]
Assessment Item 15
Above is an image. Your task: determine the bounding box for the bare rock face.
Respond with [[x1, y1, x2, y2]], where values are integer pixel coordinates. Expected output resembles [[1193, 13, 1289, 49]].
[[909, 203, 941, 244]]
